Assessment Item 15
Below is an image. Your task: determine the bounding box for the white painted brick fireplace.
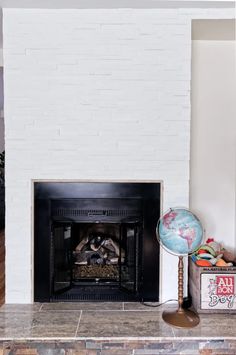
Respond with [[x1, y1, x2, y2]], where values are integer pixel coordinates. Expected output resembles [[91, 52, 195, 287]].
[[3, 6, 234, 303]]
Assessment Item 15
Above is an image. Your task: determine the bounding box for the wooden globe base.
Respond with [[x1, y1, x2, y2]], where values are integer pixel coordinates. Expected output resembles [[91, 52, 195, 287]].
[[162, 308, 200, 328], [162, 255, 200, 328]]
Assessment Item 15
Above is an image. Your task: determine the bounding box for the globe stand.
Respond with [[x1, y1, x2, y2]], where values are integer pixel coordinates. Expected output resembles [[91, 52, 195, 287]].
[[162, 256, 200, 328]]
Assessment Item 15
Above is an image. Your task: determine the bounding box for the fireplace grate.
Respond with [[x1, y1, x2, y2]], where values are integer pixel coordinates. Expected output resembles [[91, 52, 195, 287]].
[[53, 208, 141, 218], [51, 286, 138, 302]]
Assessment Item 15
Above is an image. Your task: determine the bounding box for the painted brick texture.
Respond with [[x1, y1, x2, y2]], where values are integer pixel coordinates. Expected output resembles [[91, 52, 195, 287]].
[[3, 7, 234, 303]]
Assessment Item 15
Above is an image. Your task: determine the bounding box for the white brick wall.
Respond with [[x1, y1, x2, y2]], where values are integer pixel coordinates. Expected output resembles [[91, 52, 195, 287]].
[[3, 7, 234, 303]]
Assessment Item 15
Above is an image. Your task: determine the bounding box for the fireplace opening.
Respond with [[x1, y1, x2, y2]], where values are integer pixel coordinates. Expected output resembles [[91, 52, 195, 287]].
[[34, 182, 160, 302], [52, 220, 141, 301]]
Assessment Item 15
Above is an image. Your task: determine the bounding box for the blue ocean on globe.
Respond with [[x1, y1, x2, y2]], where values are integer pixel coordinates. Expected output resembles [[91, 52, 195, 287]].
[[158, 208, 203, 255]]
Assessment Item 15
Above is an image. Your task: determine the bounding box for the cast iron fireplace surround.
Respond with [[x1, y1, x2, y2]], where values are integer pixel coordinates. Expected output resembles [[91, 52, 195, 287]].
[[34, 182, 160, 302]]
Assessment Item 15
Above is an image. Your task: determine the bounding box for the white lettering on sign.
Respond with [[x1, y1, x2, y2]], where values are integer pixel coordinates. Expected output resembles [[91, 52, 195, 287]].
[[216, 276, 234, 295], [209, 294, 236, 308]]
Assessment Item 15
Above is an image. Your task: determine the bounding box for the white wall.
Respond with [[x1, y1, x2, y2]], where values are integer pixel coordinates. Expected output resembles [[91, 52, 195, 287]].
[[0, 67, 4, 152], [3, 7, 234, 303], [191, 40, 236, 250]]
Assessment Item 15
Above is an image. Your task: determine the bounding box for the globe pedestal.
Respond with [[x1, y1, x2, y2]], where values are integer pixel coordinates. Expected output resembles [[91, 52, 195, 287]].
[[162, 256, 200, 328], [162, 308, 200, 328]]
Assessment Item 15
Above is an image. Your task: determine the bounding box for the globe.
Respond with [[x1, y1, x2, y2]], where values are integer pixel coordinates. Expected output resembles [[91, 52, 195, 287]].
[[158, 208, 203, 256], [157, 208, 203, 328]]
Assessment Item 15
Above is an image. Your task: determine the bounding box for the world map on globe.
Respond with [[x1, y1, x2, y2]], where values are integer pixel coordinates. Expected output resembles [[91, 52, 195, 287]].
[[158, 208, 203, 255]]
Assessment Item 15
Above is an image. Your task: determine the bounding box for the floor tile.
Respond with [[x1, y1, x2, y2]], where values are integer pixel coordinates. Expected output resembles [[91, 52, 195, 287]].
[[0, 312, 36, 338], [124, 302, 173, 312], [0, 304, 42, 313], [0, 311, 81, 339], [172, 312, 236, 338], [41, 302, 123, 311], [77, 310, 174, 337]]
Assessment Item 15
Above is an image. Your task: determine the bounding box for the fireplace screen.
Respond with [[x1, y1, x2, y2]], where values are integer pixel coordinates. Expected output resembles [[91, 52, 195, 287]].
[[52, 221, 140, 299], [34, 182, 160, 302]]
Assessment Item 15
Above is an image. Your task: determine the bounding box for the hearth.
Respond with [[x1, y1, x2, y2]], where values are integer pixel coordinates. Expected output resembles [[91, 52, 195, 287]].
[[34, 182, 160, 302]]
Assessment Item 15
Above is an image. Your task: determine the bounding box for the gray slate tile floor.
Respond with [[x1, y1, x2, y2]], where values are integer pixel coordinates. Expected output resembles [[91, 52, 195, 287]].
[[0, 302, 235, 340]]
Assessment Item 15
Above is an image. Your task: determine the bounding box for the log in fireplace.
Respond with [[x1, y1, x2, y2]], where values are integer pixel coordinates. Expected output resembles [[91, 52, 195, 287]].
[[34, 182, 160, 302]]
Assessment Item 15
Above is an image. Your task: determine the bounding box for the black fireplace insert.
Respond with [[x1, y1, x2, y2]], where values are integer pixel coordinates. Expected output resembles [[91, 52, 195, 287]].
[[34, 182, 160, 302]]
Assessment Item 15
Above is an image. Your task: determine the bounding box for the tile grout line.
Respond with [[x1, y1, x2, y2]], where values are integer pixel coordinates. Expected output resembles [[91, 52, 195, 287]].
[[171, 326, 175, 337], [0, 309, 165, 314], [38, 309, 152, 312], [75, 310, 83, 338]]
